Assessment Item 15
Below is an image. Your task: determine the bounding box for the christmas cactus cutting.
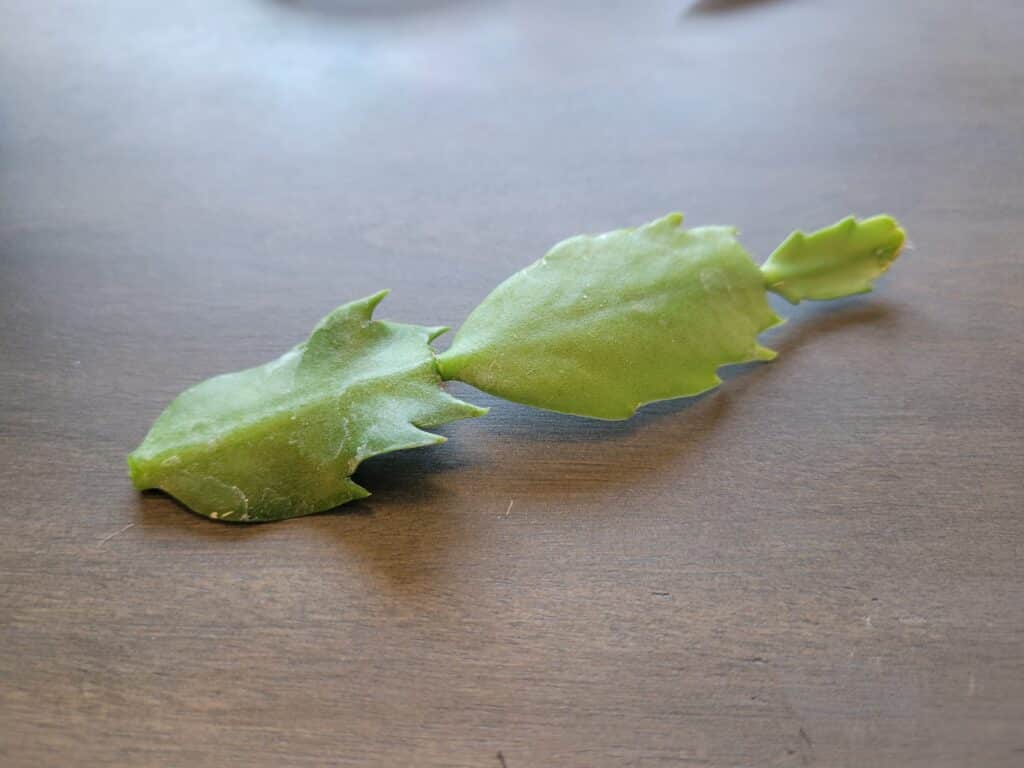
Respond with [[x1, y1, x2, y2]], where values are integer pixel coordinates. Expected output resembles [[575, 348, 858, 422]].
[[129, 212, 905, 521]]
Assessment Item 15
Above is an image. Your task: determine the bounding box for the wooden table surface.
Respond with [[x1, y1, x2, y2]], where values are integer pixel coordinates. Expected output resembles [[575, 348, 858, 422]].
[[2, 1, 1022, 766]]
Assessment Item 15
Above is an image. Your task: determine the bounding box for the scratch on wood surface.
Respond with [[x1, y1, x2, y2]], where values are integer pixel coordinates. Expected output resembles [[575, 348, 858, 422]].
[[496, 750, 508, 768], [504, 499, 514, 517], [97, 523, 135, 546], [797, 726, 815, 766]]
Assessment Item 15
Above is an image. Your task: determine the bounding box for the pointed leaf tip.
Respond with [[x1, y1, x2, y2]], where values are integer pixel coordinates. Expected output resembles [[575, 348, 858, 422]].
[[427, 325, 450, 343]]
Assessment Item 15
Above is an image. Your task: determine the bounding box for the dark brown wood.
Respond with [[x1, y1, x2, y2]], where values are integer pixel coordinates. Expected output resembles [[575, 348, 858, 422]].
[[2, 1, 1022, 765]]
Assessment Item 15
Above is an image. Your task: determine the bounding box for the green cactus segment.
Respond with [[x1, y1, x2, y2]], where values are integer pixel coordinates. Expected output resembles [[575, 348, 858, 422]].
[[761, 215, 906, 304], [436, 213, 783, 420], [129, 211, 907, 522], [127, 291, 486, 521]]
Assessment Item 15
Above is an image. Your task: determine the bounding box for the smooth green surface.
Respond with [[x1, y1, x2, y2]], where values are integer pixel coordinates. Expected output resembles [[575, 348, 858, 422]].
[[761, 215, 906, 303], [127, 292, 485, 521], [437, 214, 783, 419]]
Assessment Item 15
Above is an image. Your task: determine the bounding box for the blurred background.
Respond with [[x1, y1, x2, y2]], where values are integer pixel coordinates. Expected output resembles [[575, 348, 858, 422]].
[[5, 0, 1019, 343]]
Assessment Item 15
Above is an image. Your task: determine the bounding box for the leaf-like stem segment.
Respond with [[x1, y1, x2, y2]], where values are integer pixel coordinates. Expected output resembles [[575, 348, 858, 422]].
[[131, 212, 906, 520], [761, 215, 906, 304], [128, 292, 484, 521], [435, 213, 783, 419]]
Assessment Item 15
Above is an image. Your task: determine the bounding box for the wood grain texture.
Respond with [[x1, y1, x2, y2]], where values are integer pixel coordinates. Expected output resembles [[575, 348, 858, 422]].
[[1, 1, 1022, 765]]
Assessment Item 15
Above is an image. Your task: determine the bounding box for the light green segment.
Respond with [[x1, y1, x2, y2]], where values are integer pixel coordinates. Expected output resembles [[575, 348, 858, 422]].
[[436, 213, 783, 420], [129, 211, 906, 522], [127, 291, 486, 521], [761, 215, 906, 303]]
